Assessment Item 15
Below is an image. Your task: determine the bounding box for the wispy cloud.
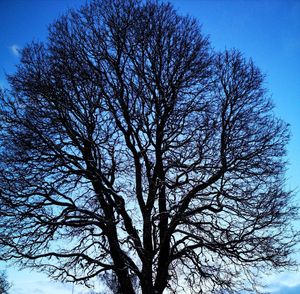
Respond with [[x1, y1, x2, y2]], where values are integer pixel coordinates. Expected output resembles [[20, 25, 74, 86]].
[[10, 44, 20, 57], [10, 279, 92, 294]]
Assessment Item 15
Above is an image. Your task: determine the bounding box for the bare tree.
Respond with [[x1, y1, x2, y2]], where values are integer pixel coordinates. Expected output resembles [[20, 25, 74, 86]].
[[0, 271, 10, 294], [0, 0, 298, 293]]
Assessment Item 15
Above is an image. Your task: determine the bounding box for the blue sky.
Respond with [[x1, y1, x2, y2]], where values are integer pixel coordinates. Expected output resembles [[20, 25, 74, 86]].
[[0, 0, 299, 293]]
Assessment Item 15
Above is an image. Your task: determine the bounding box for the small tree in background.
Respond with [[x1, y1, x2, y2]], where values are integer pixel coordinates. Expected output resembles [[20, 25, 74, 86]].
[[0, 0, 298, 293], [0, 271, 10, 294]]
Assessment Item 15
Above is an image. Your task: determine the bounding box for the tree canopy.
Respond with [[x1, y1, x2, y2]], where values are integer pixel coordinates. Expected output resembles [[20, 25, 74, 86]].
[[0, 0, 298, 293]]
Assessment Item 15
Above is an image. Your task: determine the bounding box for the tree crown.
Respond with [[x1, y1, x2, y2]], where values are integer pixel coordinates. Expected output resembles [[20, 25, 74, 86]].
[[0, 1, 298, 293]]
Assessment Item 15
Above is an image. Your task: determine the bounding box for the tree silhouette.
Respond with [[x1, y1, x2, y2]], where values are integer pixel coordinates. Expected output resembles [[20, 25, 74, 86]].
[[0, 0, 298, 293], [0, 271, 11, 294]]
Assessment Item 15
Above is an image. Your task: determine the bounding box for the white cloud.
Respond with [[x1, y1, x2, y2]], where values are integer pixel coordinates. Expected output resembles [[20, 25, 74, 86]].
[[10, 44, 20, 57], [264, 271, 300, 291]]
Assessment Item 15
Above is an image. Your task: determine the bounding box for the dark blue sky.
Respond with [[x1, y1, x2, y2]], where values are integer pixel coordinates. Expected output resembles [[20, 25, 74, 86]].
[[0, 1, 299, 293]]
